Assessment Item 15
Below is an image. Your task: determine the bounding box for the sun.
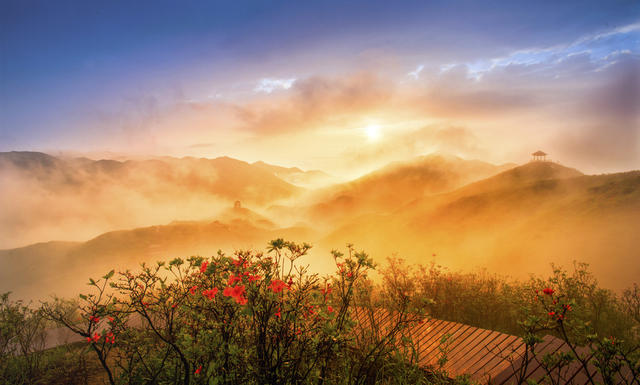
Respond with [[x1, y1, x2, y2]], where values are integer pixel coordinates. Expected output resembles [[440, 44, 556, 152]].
[[364, 124, 382, 141]]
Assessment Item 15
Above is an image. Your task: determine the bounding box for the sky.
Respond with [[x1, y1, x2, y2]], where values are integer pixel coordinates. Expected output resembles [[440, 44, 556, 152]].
[[1, 0, 639, 176]]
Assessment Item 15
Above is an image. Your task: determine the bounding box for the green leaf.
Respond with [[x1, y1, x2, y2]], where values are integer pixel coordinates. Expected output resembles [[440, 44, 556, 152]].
[[103, 270, 115, 280]]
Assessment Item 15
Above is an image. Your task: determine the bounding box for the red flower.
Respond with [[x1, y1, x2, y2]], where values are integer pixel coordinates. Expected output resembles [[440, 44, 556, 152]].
[[189, 285, 198, 295], [543, 288, 554, 296], [223, 285, 247, 305], [92, 333, 100, 342], [195, 365, 202, 375], [322, 284, 332, 298], [202, 288, 218, 300], [232, 257, 249, 268], [231, 285, 245, 297], [228, 274, 242, 286], [248, 274, 262, 283], [200, 261, 209, 273], [563, 304, 572, 311], [86, 337, 92, 343], [548, 311, 555, 317], [327, 305, 334, 313], [275, 307, 281, 318], [108, 316, 115, 323], [223, 286, 234, 297], [269, 279, 287, 293]]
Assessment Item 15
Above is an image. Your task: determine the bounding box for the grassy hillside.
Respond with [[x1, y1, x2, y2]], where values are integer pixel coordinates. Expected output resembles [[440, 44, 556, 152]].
[[0, 213, 316, 301], [321, 163, 640, 290], [306, 154, 514, 226]]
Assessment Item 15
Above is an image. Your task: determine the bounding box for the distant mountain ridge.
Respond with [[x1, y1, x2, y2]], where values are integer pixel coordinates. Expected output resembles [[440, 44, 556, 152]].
[[2, 153, 639, 299], [0, 151, 306, 248], [251, 160, 338, 188], [0, 211, 317, 300]]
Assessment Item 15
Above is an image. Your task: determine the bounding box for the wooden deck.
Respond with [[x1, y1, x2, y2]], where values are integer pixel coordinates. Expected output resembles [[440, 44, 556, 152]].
[[350, 308, 637, 384]]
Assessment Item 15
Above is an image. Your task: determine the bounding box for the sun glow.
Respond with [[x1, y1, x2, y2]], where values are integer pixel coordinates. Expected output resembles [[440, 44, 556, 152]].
[[364, 124, 382, 141]]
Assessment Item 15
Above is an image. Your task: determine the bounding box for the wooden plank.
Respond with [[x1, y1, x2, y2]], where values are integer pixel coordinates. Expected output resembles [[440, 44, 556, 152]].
[[464, 333, 513, 379], [420, 322, 468, 368], [469, 334, 521, 381], [517, 336, 569, 385], [421, 321, 463, 358], [415, 319, 452, 355], [563, 350, 597, 385], [441, 325, 484, 376], [411, 319, 443, 355], [441, 325, 482, 364], [455, 330, 506, 375], [404, 318, 437, 354], [481, 337, 526, 383], [418, 321, 461, 366], [493, 335, 563, 385], [446, 328, 495, 374]]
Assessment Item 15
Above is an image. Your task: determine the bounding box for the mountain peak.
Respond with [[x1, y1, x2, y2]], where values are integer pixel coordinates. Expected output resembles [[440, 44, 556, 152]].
[[501, 161, 583, 181]]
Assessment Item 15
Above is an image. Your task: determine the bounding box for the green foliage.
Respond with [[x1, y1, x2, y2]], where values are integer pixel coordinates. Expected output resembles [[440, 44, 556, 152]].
[[39, 241, 437, 385], [3, 244, 638, 384]]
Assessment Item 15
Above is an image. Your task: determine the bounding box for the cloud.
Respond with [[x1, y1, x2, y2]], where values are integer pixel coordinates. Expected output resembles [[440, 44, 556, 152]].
[[342, 124, 486, 171], [64, 20, 638, 175], [407, 64, 424, 79], [553, 55, 640, 171], [254, 77, 297, 93], [236, 72, 395, 134], [449, 22, 640, 81]]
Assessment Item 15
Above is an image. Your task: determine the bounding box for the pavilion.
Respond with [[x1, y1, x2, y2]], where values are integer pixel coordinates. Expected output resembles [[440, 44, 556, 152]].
[[531, 150, 548, 161]]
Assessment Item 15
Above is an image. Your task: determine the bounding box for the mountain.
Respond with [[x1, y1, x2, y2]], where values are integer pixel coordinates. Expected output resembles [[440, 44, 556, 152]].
[[306, 154, 514, 225], [321, 162, 640, 290], [0, 152, 301, 203], [0, 152, 303, 248], [3, 155, 638, 299], [251, 161, 338, 188], [0, 214, 317, 301]]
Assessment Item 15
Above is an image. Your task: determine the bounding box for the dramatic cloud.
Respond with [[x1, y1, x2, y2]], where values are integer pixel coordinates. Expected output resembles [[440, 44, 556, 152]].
[[235, 72, 395, 135]]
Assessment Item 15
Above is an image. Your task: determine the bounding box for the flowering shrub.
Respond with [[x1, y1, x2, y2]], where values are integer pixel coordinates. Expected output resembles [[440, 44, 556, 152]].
[[9, 248, 636, 384], [42, 240, 432, 385], [512, 265, 640, 385]]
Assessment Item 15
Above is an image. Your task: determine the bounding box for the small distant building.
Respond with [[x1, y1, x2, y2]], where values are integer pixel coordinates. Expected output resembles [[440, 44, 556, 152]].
[[531, 150, 548, 162], [234, 200, 242, 209]]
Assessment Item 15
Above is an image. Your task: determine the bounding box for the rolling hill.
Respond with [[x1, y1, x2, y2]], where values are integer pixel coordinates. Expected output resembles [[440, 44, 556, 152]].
[[0, 205, 317, 301], [0, 152, 304, 248], [2, 157, 638, 300], [320, 162, 640, 290], [305, 154, 514, 226]]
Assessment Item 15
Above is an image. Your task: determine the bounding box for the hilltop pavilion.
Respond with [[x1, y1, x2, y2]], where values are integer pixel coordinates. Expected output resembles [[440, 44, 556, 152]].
[[531, 150, 547, 161]]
